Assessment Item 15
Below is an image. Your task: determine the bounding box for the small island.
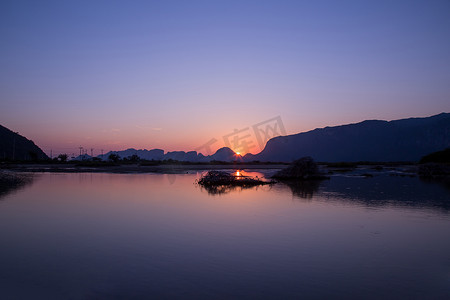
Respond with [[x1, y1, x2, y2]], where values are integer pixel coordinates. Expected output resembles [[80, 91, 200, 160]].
[[197, 170, 273, 187]]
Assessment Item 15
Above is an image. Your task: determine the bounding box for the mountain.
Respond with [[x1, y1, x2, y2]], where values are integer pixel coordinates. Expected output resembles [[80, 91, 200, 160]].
[[97, 148, 165, 161], [72, 154, 92, 161], [244, 113, 450, 162], [209, 147, 242, 162], [164, 151, 200, 161], [0, 125, 48, 160], [93, 147, 240, 162], [78, 113, 450, 163]]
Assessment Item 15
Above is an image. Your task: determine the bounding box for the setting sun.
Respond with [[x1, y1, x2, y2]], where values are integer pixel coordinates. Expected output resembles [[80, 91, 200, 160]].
[[235, 152, 241, 156]]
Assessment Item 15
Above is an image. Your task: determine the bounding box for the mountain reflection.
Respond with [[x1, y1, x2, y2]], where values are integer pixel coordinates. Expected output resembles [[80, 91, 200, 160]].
[[0, 172, 34, 199], [313, 175, 450, 211]]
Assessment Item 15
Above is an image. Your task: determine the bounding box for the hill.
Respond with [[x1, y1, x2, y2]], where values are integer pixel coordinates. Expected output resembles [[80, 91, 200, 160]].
[[243, 113, 450, 162], [0, 125, 48, 161]]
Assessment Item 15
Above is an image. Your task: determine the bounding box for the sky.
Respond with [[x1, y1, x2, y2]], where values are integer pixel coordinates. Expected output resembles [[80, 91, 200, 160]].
[[1, 0, 449, 157]]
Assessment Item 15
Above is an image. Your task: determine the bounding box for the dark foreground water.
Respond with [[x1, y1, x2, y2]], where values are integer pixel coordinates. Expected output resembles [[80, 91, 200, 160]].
[[0, 171, 449, 299]]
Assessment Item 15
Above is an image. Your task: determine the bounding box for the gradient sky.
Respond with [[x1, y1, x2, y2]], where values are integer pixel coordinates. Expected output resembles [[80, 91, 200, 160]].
[[1, 0, 449, 156]]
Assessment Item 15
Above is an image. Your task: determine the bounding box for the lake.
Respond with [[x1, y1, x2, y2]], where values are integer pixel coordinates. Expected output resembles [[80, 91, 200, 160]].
[[0, 171, 449, 299]]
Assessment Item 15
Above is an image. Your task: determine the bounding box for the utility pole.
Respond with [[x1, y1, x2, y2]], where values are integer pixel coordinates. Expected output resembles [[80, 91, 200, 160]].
[[90, 148, 94, 157], [50, 149, 52, 159], [79, 146, 83, 157]]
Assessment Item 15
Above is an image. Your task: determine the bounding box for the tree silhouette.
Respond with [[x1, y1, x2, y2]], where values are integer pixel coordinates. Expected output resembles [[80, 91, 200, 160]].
[[129, 154, 140, 162], [108, 153, 120, 162], [58, 154, 68, 162]]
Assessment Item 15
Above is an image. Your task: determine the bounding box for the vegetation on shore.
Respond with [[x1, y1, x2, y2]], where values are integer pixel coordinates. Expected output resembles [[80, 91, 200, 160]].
[[418, 148, 450, 179], [419, 148, 450, 164], [198, 171, 273, 186], [272, 157, 329, 180]]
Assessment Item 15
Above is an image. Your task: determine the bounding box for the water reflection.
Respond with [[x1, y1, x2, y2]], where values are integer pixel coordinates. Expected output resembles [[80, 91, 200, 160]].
[[0, 172, 449, 299], [199, 184, 270, 195], [198, 170, 450, 212], [278, 179, 323, 199], [420, 176, 450, 193], [0, 172, 34, 199], [293, 175, 450, 211]]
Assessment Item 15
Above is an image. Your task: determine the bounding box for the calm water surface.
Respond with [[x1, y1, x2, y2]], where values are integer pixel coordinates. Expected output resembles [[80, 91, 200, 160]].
[[0, 171, 449, 299]]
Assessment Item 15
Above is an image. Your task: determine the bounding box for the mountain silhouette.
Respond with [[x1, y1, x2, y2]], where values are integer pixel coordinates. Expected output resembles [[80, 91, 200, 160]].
[[98, 148, 164, 161], [73, 113, 450, 163], [94, 147, 240, 162], [209, 147, 241, 162], [243, 113, 450, 162], [0, 125, 48, 160]]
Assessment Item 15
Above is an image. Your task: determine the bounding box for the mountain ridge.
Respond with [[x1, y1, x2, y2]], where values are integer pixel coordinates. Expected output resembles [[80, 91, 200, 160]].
[[92, 146, 241, 163], [12, 113, 447, 163], [0, 125, 48, 160], [243, 112, 450, 162]]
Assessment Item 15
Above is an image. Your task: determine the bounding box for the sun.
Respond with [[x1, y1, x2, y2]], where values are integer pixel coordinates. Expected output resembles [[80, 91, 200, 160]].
[[235, 151, 241, 156]]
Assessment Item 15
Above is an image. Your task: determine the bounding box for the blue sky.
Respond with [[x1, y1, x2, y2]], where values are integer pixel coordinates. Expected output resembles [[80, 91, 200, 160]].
[[1, 0, 449, 155]]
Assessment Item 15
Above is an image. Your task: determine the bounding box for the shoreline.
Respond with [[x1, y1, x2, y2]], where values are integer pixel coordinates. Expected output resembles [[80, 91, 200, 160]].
[[1, 163, 420, 177], [0, 163, 289, 174]]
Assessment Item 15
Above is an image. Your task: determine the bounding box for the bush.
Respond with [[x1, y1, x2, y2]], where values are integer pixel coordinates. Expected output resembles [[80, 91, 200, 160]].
[[108, 153, 120, 163], [58, 154, 68, 162], [420, 148, 450, 164], [272, 157, 328, 180]]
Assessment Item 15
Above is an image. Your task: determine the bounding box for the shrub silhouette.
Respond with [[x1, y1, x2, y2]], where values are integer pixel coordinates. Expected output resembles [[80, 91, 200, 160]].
[[272, 157, 328, 180], [58, 154, 68, 162], [108, 153, 120, 162], [420, 148, 450, 164]]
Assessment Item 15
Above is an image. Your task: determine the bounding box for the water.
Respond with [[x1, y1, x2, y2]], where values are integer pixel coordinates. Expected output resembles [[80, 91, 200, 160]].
[[0, 171, 449, 299]]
